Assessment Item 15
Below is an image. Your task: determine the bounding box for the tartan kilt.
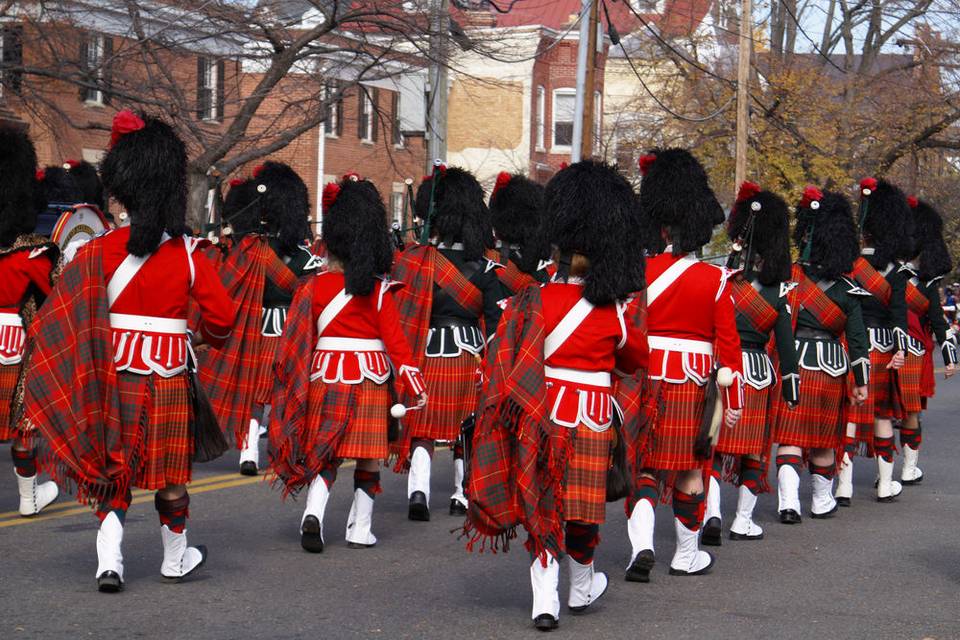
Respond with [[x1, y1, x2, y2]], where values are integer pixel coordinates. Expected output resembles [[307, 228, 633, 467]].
[[408, 351, 478, 441], [643, 380, 707, 471], [563, 422, 612, 524], [920, 350, 935, 399], [118, 372, 192, 491], [253, 335, 281, 405], [306, 378, 389, 460], [716, 382, 770, 457], [898, 351, 923, 414], [773, 368, 843, 450], [848, 349, 896, 426], [0, 362, 21, 441]]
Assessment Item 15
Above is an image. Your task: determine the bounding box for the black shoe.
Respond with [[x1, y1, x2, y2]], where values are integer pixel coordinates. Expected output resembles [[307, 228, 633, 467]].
[[779, 509, 801, 524], [836, 496, 851, 507], [728, 530, 764, 541], [810, 505, 838, 519], [97, 571, 123, 593], [300, 515, 324, 553], [533, 614, 559, 631], [346, 541, 376, 549], [701, 517, 722, 546], [449, 499, 467, 516], [625, 549, 655, 583], [408, 492, 430, 521], [239, 461, 258, 476]]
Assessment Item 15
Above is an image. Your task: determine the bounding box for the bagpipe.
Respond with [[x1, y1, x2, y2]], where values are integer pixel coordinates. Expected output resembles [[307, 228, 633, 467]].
[[392, 159, 446, 252]]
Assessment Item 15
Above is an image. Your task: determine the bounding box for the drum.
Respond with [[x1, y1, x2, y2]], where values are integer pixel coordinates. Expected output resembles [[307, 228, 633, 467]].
[[50, 204, 110, 262]]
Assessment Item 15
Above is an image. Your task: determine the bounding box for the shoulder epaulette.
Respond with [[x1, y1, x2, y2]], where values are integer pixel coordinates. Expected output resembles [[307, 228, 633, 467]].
[[927, 275, 944, 288], [302, 251, 323, 271], [484, 258, 503, 273], [779, 281, 798, 298], [898, 263, 917, 276], [840, 276, 871, 297], [537, 259, 554, 272]]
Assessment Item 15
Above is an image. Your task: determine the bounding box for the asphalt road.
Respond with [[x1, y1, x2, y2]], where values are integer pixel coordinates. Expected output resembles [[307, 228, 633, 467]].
[[2, 378, 959, 640]]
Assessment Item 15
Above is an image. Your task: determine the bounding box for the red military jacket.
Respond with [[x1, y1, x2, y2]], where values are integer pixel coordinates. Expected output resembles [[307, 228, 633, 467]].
[[101, 227, 236, 377], [541, 280, 649, 431], [645, 248, 744, 409], [309, 271, 425, 396], [0, 245, 56, 364]]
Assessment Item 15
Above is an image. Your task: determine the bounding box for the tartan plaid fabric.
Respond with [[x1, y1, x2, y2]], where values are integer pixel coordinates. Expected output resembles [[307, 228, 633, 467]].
[[563, 423, 612, 524], [898, 351, 923, 414], [311, 378, 389, 460], [716, 380, 770, 456], [920, 350, 935, 399], [199, 235, 293, 447], [117, 372, 192, 490], [644, 380, 708, 471], [773, 368, 844, 450], [392, 245, 437, 368], [616, 371, 661, 490], [464, 286, 572, 562], [850, 257, 892, 305], [792, 265, 847, 335], [732, 279, 779, 334], [848, 349, 896, 426], [485, 250, 537, 294], [0, 363, 20, 441], [407, 352, 478, 441], [905, 282, 930, 314], [253, 335, 281, 405], [435, 252, 483, 316]]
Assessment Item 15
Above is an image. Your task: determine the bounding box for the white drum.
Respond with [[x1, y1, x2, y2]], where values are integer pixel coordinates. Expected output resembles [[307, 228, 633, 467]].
[[50, 204, 109, 262]]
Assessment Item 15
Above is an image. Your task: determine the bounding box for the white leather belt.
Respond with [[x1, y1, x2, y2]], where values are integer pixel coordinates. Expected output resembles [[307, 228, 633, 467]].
[[109, 313, 188, 334], [0, 312, 23, 327], [544, 366, 612, 387], [316, 337, 386, 352], [648, 335, 714, 355]]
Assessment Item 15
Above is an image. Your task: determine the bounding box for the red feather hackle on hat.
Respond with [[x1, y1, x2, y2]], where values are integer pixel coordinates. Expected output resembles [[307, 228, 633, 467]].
[[35, 169, 46, 182], [492, 171, 511, 199], [65, 159, 80, 169], [859, 177, 878, 195], [799, 185, 823, 208], [322, 182, 341, 210], [109, 110, 146, 148], [229, 178, 244, 188], [342, 171, 361, 182], [638, 154, 657, 176], [907, 195, 919, 209], [252, 164, 265, 178], [736, 181, 762, 204]]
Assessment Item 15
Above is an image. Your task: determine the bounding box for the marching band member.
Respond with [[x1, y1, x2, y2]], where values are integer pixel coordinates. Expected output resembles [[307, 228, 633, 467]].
[[487, 171, 552, 294], [773, 188, 869, 522], [393, 166, 503, 520], [897, 197, 957, 484], [625, 148, 743, 581], [0, 126, 60, 517], [465, 160, 648, 631], [839, 179, 911, 504], [22, 111, 237, 592], [269, 175, 426, 552], [704, 183, 799, 546]]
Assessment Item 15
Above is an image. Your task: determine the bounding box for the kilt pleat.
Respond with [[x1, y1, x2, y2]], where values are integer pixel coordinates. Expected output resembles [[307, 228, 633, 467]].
[[118, 372, 192, 491], [898, 352, 923, 414], [773, 368, 843, 450], [408, 352, 478, 441], [716, 383, 770, 456], [920, 350, 935, 400], [562, 422, 611, 524], [0, 363, 21, 441], [848, 349, 896, 425], [254, 335, 281, 405], [644, 380, 707, 471], [306, 378, 388, 460]]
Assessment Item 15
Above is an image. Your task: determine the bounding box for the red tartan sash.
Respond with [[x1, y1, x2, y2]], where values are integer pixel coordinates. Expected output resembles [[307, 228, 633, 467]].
[[732, 279, 779, 334], [435, 252, 483, 315], [792, 265, 847, 335], [906, 281, 930, 314], [850, 257, 891, 305], [485, 249, 536, 294]]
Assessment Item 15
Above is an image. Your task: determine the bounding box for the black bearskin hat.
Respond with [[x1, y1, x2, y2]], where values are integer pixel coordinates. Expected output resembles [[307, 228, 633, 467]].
[[66, 160, 106, 210], [415, 166, 488, 261], [0, 125, 40, 248], [793, 188, 858, 281], [543, 160, 645, 305], [40, 166, 83, 206], [222, 178, 259, 236], [322, 176, 394, 296], [253, 161, 312, 253], [911, 199, 953, 282], [858, 178, 914, 268], [100, 111, 189, 257], [488, 171, 547, 273], [638, 148, 724, 254], [727, 182, 791, 286]]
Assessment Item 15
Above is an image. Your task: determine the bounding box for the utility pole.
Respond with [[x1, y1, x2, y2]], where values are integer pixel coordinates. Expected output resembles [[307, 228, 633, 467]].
[[580, 0, 600, 159], [427, 0, 450, 173], [571, 0, 595, 163], [734, 0, 752, 191]]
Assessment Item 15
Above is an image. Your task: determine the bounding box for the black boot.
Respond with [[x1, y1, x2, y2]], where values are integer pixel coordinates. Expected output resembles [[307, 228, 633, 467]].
[[701, 517, 722, 546], [408, 491, 430, 521], [778, 509, 801, 524], [625, 549, 655, 583], [533, 614, 559, 631]]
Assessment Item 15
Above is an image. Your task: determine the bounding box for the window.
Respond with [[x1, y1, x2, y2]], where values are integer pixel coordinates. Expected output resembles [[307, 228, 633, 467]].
[[0, 25, 24, 97], [391, 92, 404, 147], [323, 82, 343, 137], [552, 89, 576, 150], [80, 34, 112, 105], [390, 187, 404, 225], [358, 88, 378, 143], [535, 86, 545, 151], [197, 57, 225, 122]]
